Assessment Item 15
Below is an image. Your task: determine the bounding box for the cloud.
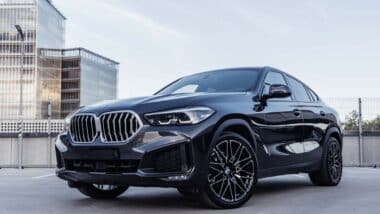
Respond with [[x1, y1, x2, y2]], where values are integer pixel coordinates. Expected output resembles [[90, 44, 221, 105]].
[[98, 1, 186, 39], [226, 3, 296, 36]]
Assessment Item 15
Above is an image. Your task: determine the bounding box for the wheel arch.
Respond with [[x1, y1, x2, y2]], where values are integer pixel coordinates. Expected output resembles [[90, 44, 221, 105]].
[[325, 126, 343, 148], [211, 114, 258, 152]]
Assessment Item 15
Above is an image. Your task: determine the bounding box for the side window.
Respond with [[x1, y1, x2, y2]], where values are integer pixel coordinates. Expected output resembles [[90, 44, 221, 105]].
[[307, 88, 319, 102], [286, 76, 311, 102], [263, 72, 291, 101]]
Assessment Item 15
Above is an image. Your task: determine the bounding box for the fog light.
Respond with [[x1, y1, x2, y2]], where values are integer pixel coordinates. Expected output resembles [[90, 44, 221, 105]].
[[55, 137, 68, 152], [167, 175, 188, 181]]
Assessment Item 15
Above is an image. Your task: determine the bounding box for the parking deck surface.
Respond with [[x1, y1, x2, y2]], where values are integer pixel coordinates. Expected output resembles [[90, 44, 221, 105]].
[[0, 167, 379, 214]]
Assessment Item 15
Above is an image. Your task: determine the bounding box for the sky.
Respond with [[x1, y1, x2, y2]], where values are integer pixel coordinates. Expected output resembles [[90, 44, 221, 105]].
[[54, 0, 380, 99]]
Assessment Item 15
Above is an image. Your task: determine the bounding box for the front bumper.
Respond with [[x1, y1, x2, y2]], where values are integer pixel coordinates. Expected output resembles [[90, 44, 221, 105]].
[[56, 124, 214, 188]]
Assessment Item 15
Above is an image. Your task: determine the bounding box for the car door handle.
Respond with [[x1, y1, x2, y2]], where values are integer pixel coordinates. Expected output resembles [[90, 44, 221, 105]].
[[320, 111, 326, 116], [293, 109, 301, 117]]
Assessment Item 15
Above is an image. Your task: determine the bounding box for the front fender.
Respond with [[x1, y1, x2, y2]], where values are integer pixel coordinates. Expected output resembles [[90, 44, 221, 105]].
[[211, 118, 257, 151]]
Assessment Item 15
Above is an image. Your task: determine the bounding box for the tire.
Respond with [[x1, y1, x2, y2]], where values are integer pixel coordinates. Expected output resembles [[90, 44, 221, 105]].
[[78, 184, 128, 199], [309, 137, 343, 186], [201, 132, 257, 209]]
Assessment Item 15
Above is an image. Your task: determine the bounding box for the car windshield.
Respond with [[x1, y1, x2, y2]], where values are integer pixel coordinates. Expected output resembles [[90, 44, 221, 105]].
[[156, 69, 261, 96]]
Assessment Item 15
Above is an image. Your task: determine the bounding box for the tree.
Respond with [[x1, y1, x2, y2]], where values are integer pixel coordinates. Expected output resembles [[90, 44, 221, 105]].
[[363, 116, 380, 131], [343, 110, 359, 131], [343, 111, 380, 132]]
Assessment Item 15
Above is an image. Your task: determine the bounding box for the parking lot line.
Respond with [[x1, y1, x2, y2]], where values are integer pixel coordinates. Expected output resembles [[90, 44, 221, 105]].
[[32, 173, 55, 179]]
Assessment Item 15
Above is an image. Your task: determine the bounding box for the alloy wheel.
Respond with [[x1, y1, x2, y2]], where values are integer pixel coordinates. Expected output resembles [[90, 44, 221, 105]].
[[208, 139, 255, 203], [327, 141, 342, 183]]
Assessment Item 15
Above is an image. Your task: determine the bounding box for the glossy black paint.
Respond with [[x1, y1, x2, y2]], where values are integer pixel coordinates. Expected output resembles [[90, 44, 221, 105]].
[[56, 66, 342, 188]]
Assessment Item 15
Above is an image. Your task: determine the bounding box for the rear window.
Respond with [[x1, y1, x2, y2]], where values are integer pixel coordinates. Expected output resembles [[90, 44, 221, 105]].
[[307, 88, 319, 102]]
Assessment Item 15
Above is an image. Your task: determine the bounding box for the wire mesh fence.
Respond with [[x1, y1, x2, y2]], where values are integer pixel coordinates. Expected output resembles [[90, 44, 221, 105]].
[[324, 97, 380, 133], [324, 97, 380, 167]]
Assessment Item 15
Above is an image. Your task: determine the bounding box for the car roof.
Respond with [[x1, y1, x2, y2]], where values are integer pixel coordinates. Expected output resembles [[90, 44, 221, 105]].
[[183, 67, 265, 77]]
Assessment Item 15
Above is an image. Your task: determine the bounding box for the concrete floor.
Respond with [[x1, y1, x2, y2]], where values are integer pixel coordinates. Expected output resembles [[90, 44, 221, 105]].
[[0, 167, 379, 214]]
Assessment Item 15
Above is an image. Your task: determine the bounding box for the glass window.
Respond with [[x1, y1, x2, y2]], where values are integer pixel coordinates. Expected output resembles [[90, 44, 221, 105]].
[[307, 88, 319, 102], [264, 72, 287, 85], [263, 72, 291, 100], [172, 84, 198, 94], [156, 69, 261, 95], [286, 76, 311, 102]]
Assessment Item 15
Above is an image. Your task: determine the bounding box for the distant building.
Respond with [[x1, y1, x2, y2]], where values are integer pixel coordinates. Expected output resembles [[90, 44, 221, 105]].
[[0, 0, 65, 119], [39, 48, 118, 118], [0, 0, 119, 119]]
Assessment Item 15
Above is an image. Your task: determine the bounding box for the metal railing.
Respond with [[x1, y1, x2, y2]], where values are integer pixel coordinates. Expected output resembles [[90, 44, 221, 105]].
[[1, 97, 380, 168], [0, 119, 64, 134]]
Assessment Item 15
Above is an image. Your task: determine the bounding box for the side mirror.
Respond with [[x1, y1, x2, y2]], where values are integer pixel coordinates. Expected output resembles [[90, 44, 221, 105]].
[[264, 84, 292, 100]]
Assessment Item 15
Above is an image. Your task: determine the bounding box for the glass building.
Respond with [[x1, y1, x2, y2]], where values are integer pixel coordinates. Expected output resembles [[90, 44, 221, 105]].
[[0, 0, 119, 119], [0, 0, 65, 119], [39, 48, 119, 118]]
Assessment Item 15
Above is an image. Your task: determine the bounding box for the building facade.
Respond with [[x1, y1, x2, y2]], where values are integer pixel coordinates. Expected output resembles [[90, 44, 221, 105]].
[[0, 0, 65, 119], [39, 48, 118, 118], [0, 0, 118, 119]]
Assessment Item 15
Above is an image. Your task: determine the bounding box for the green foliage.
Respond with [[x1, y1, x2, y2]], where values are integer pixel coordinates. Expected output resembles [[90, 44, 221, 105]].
[[343, 111, 380, 131], [363, 116, 380, 131], [343, 110, 359, 131]]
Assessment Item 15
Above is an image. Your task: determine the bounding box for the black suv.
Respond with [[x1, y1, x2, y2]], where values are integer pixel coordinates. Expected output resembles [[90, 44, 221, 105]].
[[56, 67, 343, 208]]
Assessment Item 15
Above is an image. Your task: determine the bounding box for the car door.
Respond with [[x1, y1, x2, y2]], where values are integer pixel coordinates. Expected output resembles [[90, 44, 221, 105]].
[[293, 84, 330, 164], [285, 76, 327, 166], [257, 71, 305, 170]]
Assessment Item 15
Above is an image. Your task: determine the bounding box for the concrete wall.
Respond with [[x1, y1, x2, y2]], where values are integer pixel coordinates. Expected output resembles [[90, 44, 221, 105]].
[[0, 137, 56, 168], [0, 135, 379, 168], [362, 136, 380, 167], [342, 136, 360, 166]]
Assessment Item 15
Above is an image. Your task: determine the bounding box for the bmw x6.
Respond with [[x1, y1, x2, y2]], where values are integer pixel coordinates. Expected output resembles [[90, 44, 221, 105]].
[[56, 67, 343, 208]]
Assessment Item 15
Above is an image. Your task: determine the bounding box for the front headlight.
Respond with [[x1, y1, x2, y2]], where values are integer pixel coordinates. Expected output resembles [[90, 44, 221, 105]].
[[144, 106, 215, 126], [55, 136, 68, 152]]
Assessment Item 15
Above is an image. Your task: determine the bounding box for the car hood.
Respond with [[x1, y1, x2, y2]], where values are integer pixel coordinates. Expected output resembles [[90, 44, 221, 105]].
[[78, 92, 250, 115]]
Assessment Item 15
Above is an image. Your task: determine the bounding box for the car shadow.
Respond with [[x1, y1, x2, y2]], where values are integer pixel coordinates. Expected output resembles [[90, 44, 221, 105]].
[[71, 190, 204, 210], [69, 176, 315, 210], [254, 177, 314, 195]]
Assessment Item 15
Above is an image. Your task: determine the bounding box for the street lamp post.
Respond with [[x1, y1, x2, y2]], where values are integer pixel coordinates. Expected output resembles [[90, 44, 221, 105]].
[[48, 101, 52, 167], [15, 25, 24, 170]]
